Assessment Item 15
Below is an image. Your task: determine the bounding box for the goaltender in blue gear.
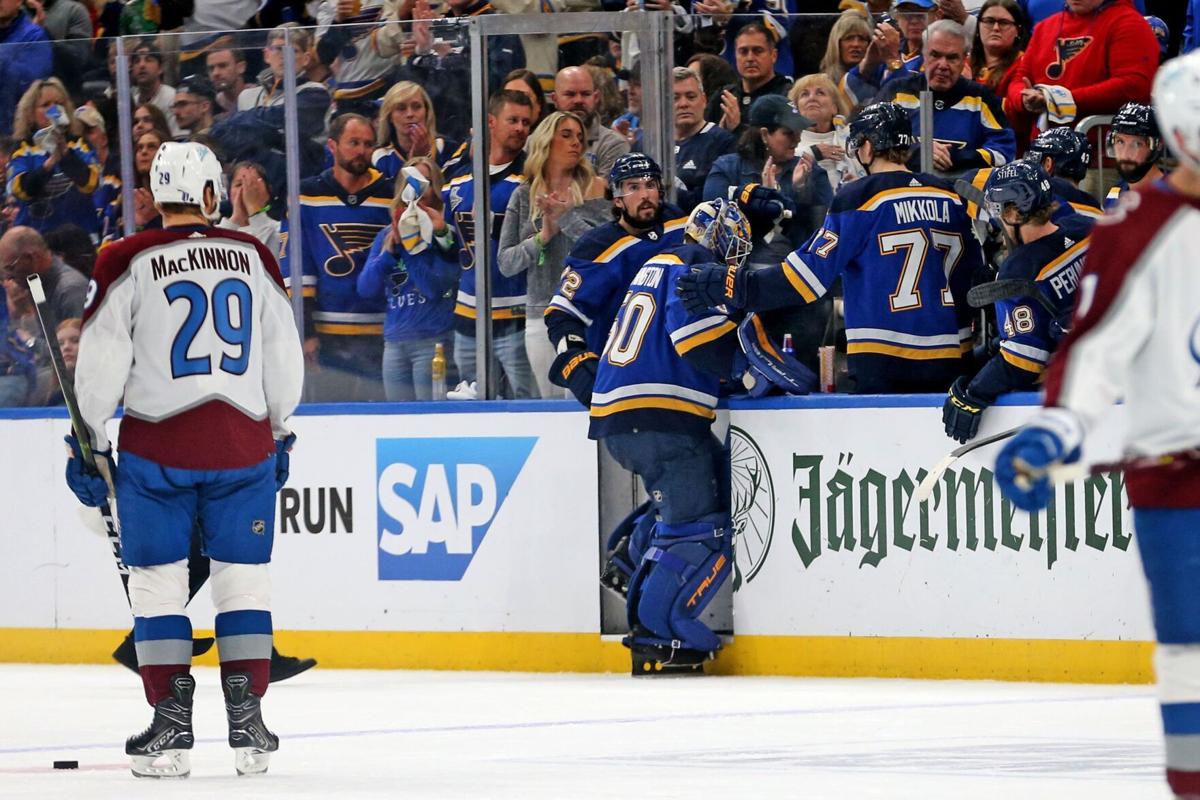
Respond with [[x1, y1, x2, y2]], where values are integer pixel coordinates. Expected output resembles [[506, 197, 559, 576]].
[[591, 198, 749, 675]]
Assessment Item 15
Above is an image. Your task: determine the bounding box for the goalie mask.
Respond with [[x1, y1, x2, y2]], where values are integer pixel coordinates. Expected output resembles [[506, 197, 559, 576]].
[[150, 141, 225, 221], [685, 199, 752, 269]]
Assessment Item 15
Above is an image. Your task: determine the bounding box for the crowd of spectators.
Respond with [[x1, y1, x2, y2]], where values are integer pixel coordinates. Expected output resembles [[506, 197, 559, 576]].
[[0, 0, 1186, 406]]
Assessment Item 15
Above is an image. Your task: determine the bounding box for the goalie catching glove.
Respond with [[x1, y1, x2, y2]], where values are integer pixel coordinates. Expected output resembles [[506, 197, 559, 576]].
[[64, 434, 114, 507], [549, 334, 599, 407]]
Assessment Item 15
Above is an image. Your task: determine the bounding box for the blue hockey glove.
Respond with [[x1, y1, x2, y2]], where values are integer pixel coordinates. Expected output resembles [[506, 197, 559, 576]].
[[676, 262, 746, 315], [995, 417, 1081, 512], [550, 347, 599, 407], [64, 434, 112, 508], [737, 182, 786, 222], [942, 377, 989, 444], [274, 433, 297, 491]]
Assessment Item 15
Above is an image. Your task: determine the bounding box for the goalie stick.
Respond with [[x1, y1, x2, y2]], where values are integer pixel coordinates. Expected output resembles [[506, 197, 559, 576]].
[[913, 426, 1020, 503], [28, 275, 213, 657]]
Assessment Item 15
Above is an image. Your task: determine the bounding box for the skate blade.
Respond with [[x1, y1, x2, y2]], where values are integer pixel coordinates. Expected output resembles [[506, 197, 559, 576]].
[[234, 747, 272, 776], [130, 750, 190, 778]]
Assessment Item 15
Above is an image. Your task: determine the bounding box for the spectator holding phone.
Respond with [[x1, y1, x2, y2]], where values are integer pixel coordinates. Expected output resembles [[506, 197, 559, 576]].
[[8, 77, 100, 236]]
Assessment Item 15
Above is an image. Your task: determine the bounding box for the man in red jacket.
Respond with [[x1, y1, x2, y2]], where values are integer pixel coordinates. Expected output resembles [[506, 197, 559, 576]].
[[1005, 0, 1158, 151]]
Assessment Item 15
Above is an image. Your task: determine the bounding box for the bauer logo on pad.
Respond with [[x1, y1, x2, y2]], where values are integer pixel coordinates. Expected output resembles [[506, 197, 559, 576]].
[[374, 437, 537, 580]]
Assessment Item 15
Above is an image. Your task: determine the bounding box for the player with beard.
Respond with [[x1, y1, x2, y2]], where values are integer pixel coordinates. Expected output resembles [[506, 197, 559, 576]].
[[281, 113, 393, 401], [544, 153, 688, 409], [1104, 101, 1166, 210]]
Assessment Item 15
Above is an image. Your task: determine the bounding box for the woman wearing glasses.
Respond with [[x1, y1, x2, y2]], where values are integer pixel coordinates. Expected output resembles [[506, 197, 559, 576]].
[[970, 0, 1027, 101]]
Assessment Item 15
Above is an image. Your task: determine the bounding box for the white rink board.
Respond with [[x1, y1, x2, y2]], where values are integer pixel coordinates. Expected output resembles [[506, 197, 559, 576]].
[[726, 398, 1155, 641], [0, 408, 600, 634]]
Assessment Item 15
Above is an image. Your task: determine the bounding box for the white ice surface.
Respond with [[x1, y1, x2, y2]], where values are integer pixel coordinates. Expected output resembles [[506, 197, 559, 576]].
[[0, 665, 1173, 799]]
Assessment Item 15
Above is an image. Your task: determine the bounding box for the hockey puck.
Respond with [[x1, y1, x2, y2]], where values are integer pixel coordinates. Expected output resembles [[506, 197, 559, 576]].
[[52, 760, 78, 770]]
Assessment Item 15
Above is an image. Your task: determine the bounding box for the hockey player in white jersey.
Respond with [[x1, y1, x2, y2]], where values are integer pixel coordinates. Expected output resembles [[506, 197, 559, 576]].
[[64, 141, 304, 778], [994, 52, 1200, 800]]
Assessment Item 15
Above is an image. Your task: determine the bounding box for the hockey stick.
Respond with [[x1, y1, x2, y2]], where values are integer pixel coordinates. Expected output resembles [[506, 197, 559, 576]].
[[913, 426, 1020, 503], [27, 275, 130, 601], [28, 277, 214, 657], [967, 279, 1058, 315], [1037, 449, 1200, 484]]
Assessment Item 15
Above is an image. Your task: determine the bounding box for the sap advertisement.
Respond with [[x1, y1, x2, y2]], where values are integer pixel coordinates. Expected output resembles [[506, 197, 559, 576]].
[[0, 410, 600, 634]]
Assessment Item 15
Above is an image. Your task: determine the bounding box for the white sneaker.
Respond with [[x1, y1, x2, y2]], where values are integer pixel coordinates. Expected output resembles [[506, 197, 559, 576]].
[[447, 380, 478, 400]]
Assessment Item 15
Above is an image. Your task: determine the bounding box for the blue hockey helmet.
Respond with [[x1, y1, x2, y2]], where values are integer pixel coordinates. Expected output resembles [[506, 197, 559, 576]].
[[685, 198, 753, 269], [983, 160, 1054, 221], [1025, 127, 1091, 181], [846, 102, 913, 159], [736, 313, 817, 398], [608, 152, 662, 194], [1106, 101, 1164, 162]]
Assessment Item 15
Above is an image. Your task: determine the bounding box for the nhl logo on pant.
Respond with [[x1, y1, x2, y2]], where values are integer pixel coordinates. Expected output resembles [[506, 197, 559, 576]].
[[251, 520, 266, 535]]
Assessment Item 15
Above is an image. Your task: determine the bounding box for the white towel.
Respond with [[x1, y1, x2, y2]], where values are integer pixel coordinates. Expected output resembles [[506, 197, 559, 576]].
[[396, 166, 434, 255]]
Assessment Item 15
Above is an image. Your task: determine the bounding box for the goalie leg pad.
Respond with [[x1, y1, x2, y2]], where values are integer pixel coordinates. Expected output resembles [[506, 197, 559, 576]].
[[626, 514, 732, 655], [600, 500, 654, 596]]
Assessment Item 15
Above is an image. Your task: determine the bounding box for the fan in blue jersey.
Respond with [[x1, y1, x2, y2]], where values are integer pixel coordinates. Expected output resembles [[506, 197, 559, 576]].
[[279, 113, 393, 402], [441, 90, 537, 399], [942, 161, 1091, 443], [1104, 102, 1166, 210], [591, 198, 748, 675], [545, 153, 688, 408], [678, 101, 984, 393]]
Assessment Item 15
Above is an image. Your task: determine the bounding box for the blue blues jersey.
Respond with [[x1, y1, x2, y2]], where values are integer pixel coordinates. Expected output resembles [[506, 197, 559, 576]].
[[968, 214, 1092, 401], [1104, 179, 1129, 210], [841, 49, 923, 107], [721, 3, 798, 78], [741, 171, 982, 393], [279, 168, 392, 338], [547, 209, 689, 355], [442, 160, 527, 335], [371, 137, 467, 183], [590, 243, 738, 439], [877, 76, 1015, 171], [356, 229, 458, 342], [94, 173, 122, 240], [962, 168, 1103, 224], [8, 137, 100, 235]]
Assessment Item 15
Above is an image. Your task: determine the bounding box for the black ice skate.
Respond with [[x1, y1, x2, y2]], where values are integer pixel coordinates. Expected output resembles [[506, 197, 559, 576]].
[[125, 672, 195, 778], [223, 672, 279, 775], [625, 629, 713, 677]]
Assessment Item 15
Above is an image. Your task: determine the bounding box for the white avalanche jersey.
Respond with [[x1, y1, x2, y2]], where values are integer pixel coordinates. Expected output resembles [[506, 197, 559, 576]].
[[1043, 182, 1200, 506], [77, 225, 304, 470]]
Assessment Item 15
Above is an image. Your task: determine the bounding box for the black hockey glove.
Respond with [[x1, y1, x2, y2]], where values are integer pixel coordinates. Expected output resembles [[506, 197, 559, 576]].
[[676, 262, 747, 315], [942, 376, 990, 444], [550, 346, 599, 407]]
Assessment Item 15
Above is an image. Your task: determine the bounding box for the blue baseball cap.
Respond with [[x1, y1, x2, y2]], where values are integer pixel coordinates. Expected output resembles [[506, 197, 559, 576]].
[[893, 0, 935, 9]]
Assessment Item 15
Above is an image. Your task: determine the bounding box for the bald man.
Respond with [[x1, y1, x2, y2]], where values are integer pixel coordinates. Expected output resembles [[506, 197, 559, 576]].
[[0, 226, 88, 324], [553, 66, 629, 179]]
